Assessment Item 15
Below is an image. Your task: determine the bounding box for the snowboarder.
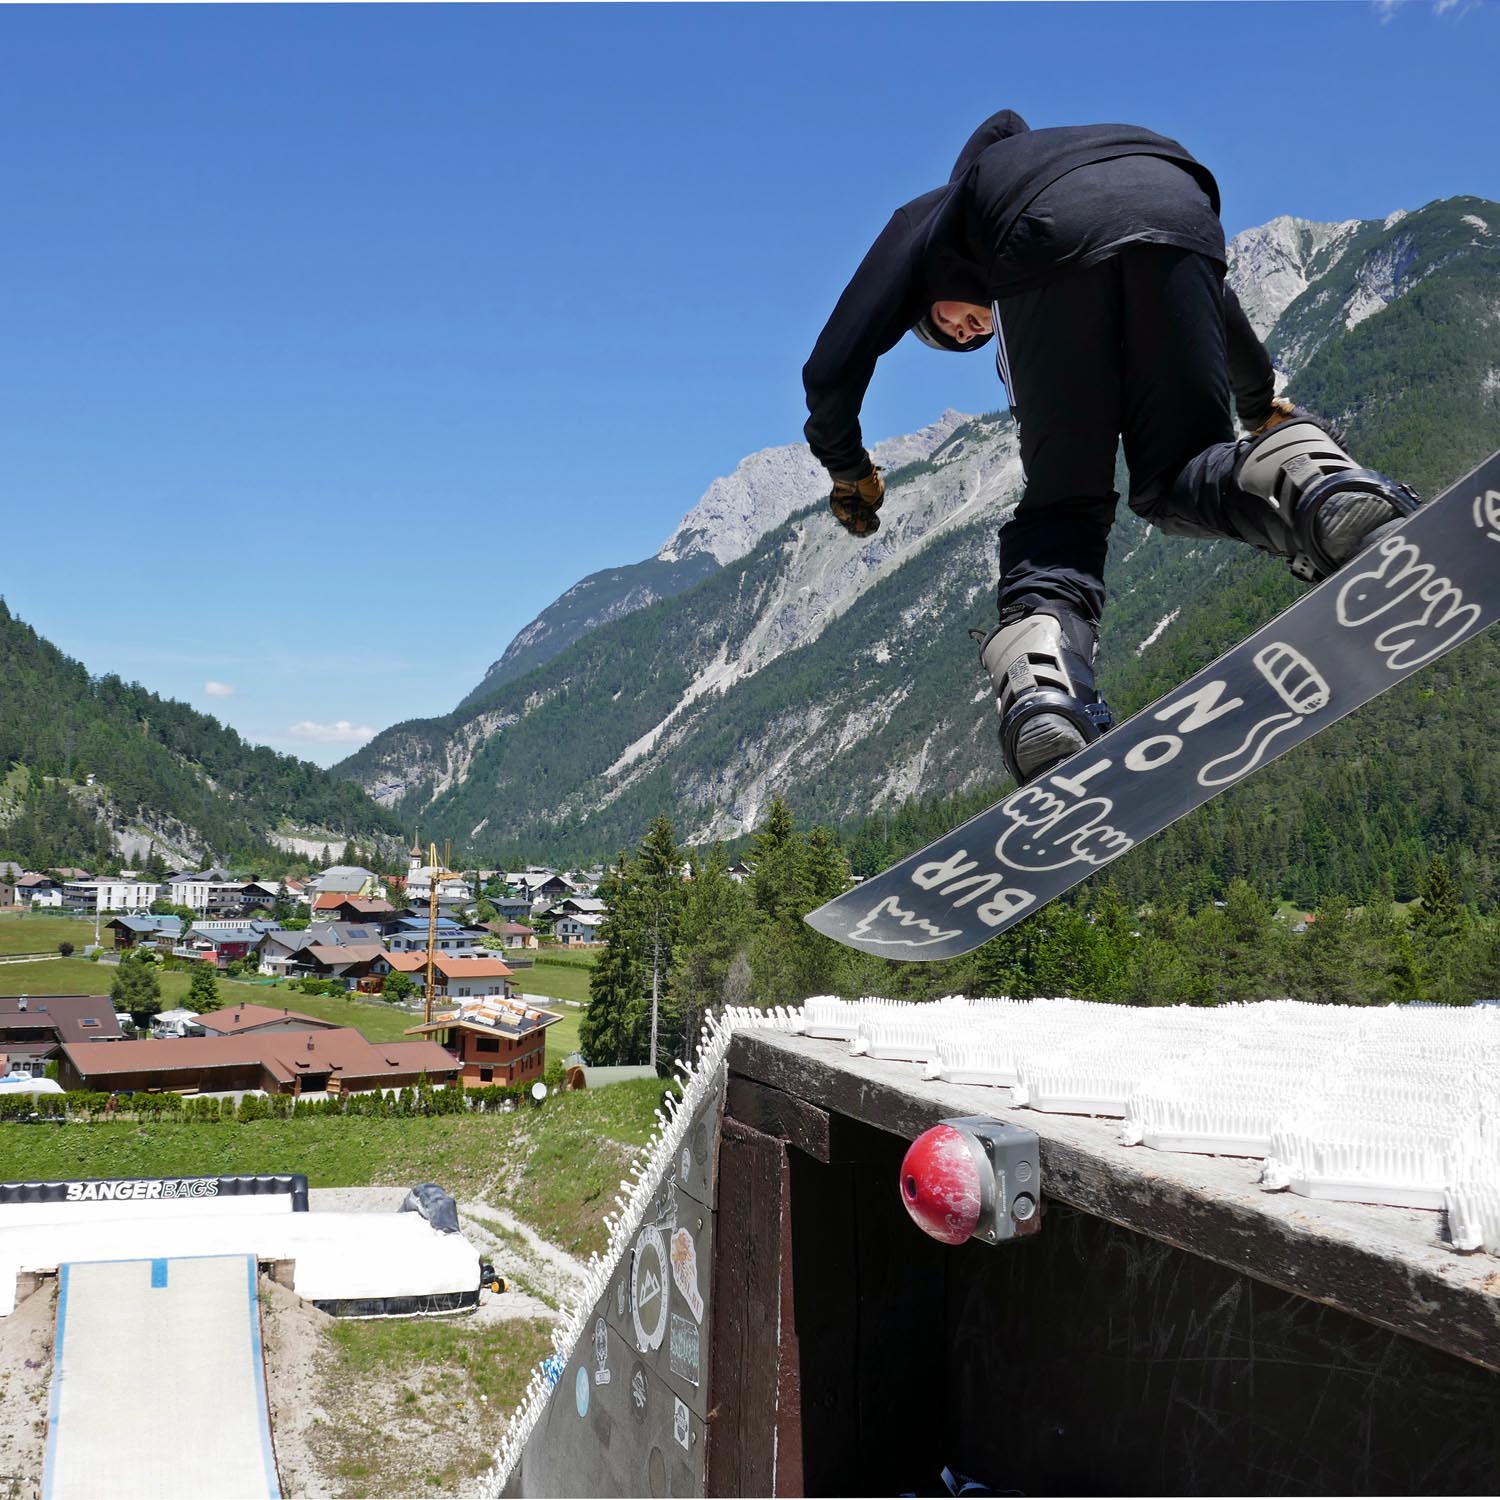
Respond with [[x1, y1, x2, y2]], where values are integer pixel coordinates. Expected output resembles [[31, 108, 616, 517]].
[[803, 111, 1417, 786]]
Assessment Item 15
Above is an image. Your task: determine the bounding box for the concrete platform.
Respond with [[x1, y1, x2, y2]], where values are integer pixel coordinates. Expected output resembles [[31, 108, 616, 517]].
[[43, 1254, 279, 1500]]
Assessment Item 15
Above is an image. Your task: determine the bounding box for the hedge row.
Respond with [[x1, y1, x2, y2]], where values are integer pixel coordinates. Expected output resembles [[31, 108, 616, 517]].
[[0, 1073, 559, 1125]]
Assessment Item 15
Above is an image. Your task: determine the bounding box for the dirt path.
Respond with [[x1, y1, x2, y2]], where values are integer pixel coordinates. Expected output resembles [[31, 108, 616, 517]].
[[0, 1283, 53, 1500], [258, 1275, 338, 1500]]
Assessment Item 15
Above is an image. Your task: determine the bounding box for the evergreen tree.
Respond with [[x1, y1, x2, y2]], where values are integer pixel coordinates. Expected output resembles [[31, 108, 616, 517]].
[[580, 854, 648, 1065], [272, 880, 294, 924], [1409, 855, 1470, 1003], [803, 826, 850, 905], [1292, 896, 1370, 1005], [187, 962, 222, 1014], [748, 795, 807, 921], [670, 846, 754, 1060], [637, 816, 684, 1072]]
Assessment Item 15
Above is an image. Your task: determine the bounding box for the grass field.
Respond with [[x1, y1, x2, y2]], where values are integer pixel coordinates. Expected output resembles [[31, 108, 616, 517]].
[[0, 1076, 665, 1255], [0, 912, 100, 956]]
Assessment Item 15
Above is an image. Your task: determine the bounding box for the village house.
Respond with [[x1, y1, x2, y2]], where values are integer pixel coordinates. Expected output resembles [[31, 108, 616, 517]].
[[196, 1004, 342, 1037], [310, 894, 397, 927], [525, 873, 580, 905], [403, 995, 559, 1088], [482, 921, 539, 950], [488, 896, 535, 924], [313, 865, 382, 899], [404, 865, 474, 907], [385, 916, 481, 955], [553, 913, 605, 946], [0, 874, 14, 909], [106, 915, 183, 951], [0, 994, 125, 1078], [301, 942, 388, 990], [256, 928, 324, 978], [380, 952, 517, 1004], [238, 879, 287, 913], [56, 1026, 460, 1096], [176, 921, 279, 969], [17, 873, 64, 908], [545, 895, 607, 921]]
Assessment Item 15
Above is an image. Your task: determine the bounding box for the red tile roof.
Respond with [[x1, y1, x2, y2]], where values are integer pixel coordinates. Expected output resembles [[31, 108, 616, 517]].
[[197, 1004, 338, 1035], [383, 952, 513, 980], [60, 1027, 459, 1090]]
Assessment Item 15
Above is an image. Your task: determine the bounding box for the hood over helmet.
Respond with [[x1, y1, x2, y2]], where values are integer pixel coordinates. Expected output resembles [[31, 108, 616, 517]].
[[947, 109, 1031, 182], [908, 111, 1030, 351]]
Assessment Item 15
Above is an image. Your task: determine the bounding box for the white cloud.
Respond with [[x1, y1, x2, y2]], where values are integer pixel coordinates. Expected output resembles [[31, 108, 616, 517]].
[[203, 680, 235, 698], [1374, 0, 1478, 17], [285, 719, 379, 746]]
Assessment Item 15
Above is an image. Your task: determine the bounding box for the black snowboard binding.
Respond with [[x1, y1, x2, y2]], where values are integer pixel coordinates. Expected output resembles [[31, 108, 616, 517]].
[[975, 604, 1112, 785], [1234, 417, 1420, 582]]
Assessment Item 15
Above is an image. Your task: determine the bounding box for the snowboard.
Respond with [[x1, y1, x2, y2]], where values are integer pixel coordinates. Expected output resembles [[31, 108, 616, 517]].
[[806, 449, 1500, 962]]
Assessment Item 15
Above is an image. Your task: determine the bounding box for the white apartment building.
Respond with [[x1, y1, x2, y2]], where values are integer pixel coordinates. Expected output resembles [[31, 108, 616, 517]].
[[62, 879, 163, 914]]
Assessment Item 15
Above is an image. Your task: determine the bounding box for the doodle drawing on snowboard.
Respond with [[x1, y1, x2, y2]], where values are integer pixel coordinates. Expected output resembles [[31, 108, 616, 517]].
[[805, 449, 1500, 963]]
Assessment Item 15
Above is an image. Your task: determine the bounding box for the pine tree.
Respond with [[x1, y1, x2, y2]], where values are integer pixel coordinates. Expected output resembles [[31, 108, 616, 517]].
[[188, 962, 222, 1013], [580, 854, 648, 1065], [1409, 855, 1470, 1003], [803, 826, 850, 905], [637, 816, 684, 1072], [670, 846, 753, 1060]]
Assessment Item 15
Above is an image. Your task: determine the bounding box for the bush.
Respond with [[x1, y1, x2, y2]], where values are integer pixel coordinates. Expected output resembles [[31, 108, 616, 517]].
[[382, 971, 417, 1005], [57, 941, 74, 957]]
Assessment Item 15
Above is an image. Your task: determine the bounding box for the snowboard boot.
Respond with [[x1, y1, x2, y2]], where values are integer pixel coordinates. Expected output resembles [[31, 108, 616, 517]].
[[974, 604, 1112, 786], [1234, 417, 1420, 583]]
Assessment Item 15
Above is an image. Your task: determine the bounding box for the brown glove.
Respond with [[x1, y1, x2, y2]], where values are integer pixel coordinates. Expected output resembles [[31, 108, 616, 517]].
[[1248, 397, 1298, 437], [828, 457, 885, 537]]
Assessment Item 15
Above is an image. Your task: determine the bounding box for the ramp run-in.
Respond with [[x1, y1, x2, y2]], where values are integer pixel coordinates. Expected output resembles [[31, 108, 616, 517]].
[[44, 1254, 279, 1500]]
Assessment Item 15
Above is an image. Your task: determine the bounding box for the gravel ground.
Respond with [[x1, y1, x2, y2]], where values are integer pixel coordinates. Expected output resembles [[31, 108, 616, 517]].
[[259, 1274, 338, 1500], [0, 1284, 52, 1500]]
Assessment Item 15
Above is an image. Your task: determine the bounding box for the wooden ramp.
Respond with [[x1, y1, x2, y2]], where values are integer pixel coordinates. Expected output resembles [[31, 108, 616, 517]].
[[43, 1254, 279, 1500]]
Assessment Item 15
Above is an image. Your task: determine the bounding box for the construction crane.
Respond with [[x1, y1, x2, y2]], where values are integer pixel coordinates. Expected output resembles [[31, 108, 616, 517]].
[[421, 839, 467, 1025]]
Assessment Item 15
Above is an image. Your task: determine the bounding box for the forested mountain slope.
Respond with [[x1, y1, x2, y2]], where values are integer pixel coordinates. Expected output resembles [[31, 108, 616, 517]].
[[0, 602, 402, 871]]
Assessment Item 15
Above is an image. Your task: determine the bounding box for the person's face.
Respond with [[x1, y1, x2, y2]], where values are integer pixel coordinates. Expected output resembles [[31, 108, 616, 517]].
[[931, 301, 993, 345]]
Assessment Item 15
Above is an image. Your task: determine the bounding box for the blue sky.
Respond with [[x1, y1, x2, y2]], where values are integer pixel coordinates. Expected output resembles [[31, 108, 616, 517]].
[[3, 1, 1496, 766]]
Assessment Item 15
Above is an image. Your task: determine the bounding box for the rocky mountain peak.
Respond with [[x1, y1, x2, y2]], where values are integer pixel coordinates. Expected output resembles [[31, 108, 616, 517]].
[[1226, 213, 1368, 339], [657, 410, 971, 568]]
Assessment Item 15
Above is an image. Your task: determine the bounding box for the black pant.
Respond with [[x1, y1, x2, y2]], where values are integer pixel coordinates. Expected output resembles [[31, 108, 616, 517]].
[[994, 245, 1294, 623]]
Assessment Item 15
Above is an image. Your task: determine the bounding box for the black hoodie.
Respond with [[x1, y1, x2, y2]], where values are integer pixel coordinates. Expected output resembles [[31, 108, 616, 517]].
[[803, 112, 1268, 478]]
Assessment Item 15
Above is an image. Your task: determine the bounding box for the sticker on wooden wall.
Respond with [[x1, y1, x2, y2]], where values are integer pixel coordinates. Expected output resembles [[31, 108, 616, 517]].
[[593, 1316, 612, 1386], [669, 1226, 704, 1322], [574, 1365, 590, 1419], [673, 1396, 691, 1452], [629, 1361, 649, 1425], [669, 1312, 701, 1386], [631, 1224, 669, 1351]]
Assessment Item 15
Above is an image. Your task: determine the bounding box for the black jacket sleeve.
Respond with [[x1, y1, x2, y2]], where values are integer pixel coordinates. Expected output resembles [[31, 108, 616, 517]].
[[1223, 284, 1275, 429], [802, 197, 937, 478]]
